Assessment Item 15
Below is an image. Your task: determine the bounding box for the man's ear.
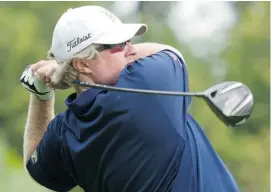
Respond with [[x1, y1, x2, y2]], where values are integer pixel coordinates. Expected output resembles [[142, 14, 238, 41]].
[[72, 59, 92, 74]]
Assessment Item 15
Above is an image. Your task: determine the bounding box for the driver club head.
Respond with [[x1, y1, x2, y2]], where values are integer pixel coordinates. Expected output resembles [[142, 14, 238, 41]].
[[203, 81, 254, 127]]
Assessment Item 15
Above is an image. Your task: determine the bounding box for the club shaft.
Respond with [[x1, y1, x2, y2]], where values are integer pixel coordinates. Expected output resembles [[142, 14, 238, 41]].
[[73, 81, 204, 97]]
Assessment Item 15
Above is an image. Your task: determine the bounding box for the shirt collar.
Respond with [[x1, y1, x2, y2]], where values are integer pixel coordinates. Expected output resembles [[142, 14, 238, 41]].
[[65, 88, 106, 114]]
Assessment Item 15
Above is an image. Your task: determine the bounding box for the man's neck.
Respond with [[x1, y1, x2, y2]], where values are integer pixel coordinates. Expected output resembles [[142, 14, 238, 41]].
[[75, 85, 88, 95]]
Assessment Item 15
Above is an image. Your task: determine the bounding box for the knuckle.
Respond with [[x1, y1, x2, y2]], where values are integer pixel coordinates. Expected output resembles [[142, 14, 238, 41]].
[[36, 69, 44, 76], [36, 60, 44, 65], [35, 60, 47, 66]]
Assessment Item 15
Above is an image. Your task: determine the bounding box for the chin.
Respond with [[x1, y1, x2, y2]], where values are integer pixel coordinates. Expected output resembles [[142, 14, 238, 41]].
[[97, 78, 116, 86]]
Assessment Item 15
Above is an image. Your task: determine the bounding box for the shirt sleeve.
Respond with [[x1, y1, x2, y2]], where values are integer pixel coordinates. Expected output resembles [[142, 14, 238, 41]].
[[26, 114, 76, 191], [118, 50, 188, 93], [114, 50, 190, 137]]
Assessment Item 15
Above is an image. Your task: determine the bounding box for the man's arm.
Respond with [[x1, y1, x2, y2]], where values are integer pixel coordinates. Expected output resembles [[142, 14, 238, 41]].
[[133, 42, 185, 61], [23, 94, 54, 165], [20, 61, 57, 165], [21, 62, 77, 191], [25, 112, 77, 191]]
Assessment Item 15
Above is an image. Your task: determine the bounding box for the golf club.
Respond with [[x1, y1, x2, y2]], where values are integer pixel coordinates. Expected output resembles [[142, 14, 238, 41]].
[[73, 80, 254, 127]]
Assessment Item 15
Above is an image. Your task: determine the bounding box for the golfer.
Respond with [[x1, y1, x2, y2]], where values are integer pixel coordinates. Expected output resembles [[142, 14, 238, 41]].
[[20, 5, 239, 192]]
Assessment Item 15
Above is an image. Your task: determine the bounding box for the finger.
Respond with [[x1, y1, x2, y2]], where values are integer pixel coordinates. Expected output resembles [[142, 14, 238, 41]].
[[46, 82, 53, 88], [31, 60, 49, 73], [36, 64, 58, 84], [35, 66, 48, 83], [44, 66, 57, 83]]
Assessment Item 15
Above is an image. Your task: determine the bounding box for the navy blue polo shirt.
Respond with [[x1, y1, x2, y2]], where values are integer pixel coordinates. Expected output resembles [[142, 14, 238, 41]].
[[26, 50, 239, 192]]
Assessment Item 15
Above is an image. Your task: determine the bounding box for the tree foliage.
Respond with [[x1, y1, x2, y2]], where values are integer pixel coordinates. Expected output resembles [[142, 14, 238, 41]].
[[0, 2, 269, 192]]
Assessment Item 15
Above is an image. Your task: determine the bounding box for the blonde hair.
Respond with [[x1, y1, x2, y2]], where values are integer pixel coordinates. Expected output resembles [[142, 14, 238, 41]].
[[47, 45, 99, 89]]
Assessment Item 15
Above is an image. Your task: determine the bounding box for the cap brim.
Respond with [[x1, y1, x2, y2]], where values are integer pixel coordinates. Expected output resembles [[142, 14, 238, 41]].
[[92, 23, 147, 45]]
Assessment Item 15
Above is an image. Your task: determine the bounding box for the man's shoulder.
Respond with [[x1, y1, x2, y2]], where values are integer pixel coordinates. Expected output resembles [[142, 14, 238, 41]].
[[119, 48, 185, 80], [145, 43, 186, 64], [160, 46, 185, 62], [139, 46, 186, 68]]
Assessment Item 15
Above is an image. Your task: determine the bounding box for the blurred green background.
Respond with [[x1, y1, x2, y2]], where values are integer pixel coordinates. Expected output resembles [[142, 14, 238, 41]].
[[0, 1, 269, 192]]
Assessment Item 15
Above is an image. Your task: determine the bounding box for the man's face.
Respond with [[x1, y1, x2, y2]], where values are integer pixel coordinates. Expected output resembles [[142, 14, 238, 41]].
[[86, 42, 137, 85]]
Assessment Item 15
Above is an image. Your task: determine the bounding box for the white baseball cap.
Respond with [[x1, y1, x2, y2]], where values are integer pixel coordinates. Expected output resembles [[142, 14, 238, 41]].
[[51, 5, 148, 62]]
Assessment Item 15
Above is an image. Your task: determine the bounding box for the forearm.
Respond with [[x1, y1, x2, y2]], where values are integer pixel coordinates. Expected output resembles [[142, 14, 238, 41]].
[[133, 42, 182, 59], [23, 94, 55, 164]]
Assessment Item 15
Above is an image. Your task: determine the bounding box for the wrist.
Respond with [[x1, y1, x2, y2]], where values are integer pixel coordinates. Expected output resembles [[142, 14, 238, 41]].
[[31, 93, 55, 104], [34, 90, 55, 101]]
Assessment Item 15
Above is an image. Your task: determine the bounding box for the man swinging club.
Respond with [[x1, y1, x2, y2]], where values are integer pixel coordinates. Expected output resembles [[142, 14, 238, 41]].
[[20, 5, 239, 192]]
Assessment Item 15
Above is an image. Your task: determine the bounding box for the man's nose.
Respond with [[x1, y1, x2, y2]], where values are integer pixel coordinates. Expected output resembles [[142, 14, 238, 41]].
[[125, 42, 136, 57]]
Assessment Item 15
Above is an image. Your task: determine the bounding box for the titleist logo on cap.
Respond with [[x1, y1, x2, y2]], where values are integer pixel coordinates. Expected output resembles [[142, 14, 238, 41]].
[[67, 33, 92, 52]]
